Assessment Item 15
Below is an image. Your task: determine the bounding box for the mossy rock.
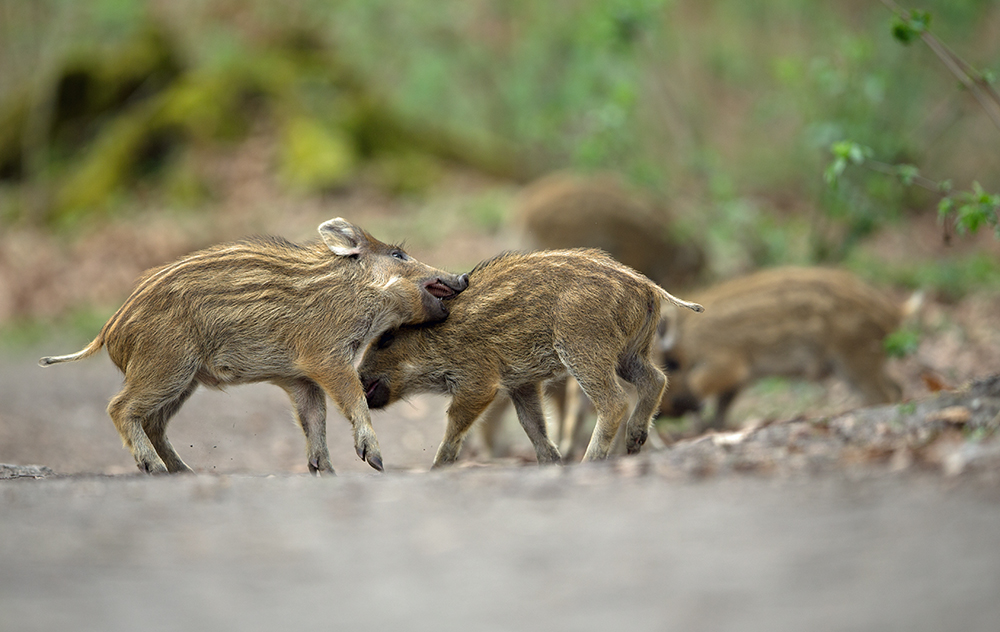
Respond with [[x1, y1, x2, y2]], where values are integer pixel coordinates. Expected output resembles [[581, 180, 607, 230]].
[[51, 103, 173, 221], [157, 69, 256, 142]]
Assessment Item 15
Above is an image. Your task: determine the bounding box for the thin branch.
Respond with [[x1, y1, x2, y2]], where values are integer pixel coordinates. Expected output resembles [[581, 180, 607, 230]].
[[879, 0, 1000, 135], [919, 31, 1000, 132], [862, 159, 940, 192]]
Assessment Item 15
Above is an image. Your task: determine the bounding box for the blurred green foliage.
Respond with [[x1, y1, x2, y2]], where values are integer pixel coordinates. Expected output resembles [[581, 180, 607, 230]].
[[847, 250, 1000, 302], [0, 0, 997, 293], [891, 8, 932, 44], [0, 306, 110, 353], [824, 3, 1000, 251], [884, 327, 920, 358], [940, 182, 1000, 239], [826, 140, 1000, 242]]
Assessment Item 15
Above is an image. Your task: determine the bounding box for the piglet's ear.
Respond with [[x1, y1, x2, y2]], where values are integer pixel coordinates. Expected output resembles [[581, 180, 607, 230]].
[[319, 218, 366, 256]]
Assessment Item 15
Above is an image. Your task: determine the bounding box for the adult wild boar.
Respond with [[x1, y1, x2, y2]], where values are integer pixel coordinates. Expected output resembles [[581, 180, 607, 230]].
[[39, 218, 468, 475], [658, 266, 906, 430], [358, 249, 703, 466]]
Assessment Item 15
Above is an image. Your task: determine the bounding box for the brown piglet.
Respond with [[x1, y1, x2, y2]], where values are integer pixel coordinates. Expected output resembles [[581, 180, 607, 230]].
[[471, 171, 706, 457], [39, 218, 468, 475], [358, 249, 703, 466], [515, 172, 706, 289], [658, 266, 907, 430]]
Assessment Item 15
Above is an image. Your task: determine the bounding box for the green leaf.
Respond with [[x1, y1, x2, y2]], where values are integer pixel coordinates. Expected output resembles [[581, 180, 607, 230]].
[[955, 204, 984, 234], [938, 182, 1000, 236], [829, 140, 871, 164], [891, 17, 916, 44], [824, 157, 847, 186], [891, 10, 931, 45], [896, 164, 919, 186], [938, 195, 955, 220], [851, 143, 871, 164], [911, 10, 932, 31], [830, 140, 852, 160]]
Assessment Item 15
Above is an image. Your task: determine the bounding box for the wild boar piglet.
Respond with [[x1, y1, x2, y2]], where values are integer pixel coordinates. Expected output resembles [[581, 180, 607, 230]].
[[516, 171, 706, 289], [358, 249, 703, 466], [658, 266, 906, 430], [40, 218, 468, 475], [468, 172, 707, 459]]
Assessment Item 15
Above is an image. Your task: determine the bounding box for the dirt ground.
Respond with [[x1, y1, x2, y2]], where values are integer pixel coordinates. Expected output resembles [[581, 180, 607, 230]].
[[3, 464, 1000, 632], [3, 338, 1000, 630]]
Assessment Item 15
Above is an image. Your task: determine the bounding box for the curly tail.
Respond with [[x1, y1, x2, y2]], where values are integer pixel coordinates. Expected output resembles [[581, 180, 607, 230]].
[[38, 335, 105, 367]]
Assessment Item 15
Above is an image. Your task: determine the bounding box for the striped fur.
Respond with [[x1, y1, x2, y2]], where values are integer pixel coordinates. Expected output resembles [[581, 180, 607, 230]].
[[658, 266, 905, 430], [358, 248, 703, 466], [39, 218, 469, 475]]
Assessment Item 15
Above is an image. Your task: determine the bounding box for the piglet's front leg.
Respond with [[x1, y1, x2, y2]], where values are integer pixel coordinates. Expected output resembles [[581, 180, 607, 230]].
[[310, 363, 384, 472], [434, 391, 498, 467]]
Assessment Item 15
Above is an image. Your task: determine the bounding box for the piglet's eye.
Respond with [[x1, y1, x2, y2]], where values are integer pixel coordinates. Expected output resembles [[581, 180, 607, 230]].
[[376, 332, 395, 349], [390, 251, 407, 261]]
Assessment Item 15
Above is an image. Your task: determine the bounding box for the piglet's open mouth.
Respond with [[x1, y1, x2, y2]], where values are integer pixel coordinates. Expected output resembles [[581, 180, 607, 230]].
[[424, 280, 457, 299], [363, 377, 390, 409]]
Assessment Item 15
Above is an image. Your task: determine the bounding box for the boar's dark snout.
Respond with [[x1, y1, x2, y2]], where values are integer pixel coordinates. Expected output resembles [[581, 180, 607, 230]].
[[363, 377, 391, 409]]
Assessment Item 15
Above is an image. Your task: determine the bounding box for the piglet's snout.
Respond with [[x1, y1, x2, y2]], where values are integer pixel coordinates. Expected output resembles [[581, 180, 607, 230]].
[[362, 377, 390, 409], [424, 273, 469, 299]]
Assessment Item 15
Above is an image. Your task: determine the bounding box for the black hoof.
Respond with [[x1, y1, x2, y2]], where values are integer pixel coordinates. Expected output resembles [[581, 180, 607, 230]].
[[308, 458, 336, 476]]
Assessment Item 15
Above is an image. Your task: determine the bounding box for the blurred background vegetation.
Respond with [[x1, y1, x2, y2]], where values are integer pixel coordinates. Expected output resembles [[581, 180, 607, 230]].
[[0, 0, 998, 328]]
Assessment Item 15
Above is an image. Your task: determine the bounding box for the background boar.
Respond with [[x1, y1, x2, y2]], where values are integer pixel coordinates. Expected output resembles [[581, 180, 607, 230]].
[[39, 218, 468, 475], [658, 266, 906, 431], [515, 171, 706, 290], [358, 249, 703, 466]]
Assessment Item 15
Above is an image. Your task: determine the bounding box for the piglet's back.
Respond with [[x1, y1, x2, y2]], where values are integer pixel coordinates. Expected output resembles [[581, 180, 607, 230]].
[[102, 237, 352, 370], [445, 249, 661, 335], [680, 266, 901, 353]]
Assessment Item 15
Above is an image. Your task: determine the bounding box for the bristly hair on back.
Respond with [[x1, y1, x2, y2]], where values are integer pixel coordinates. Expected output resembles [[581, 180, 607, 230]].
[[236, 235, 304, 252], [470, 251, 525, 276]]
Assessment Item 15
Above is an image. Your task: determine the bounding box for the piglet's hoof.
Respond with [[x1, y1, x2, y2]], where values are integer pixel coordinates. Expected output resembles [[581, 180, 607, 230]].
[[356, 444, 384, 472], [354, 427, 384, 472], [137, 458, 168, 475], [308, 457, 336, 476]]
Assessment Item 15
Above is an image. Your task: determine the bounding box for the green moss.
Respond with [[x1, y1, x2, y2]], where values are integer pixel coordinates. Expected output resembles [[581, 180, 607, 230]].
[[279, 115, 357, 191], [158, 71, 247, 142], [52, 108, 152, 220]]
